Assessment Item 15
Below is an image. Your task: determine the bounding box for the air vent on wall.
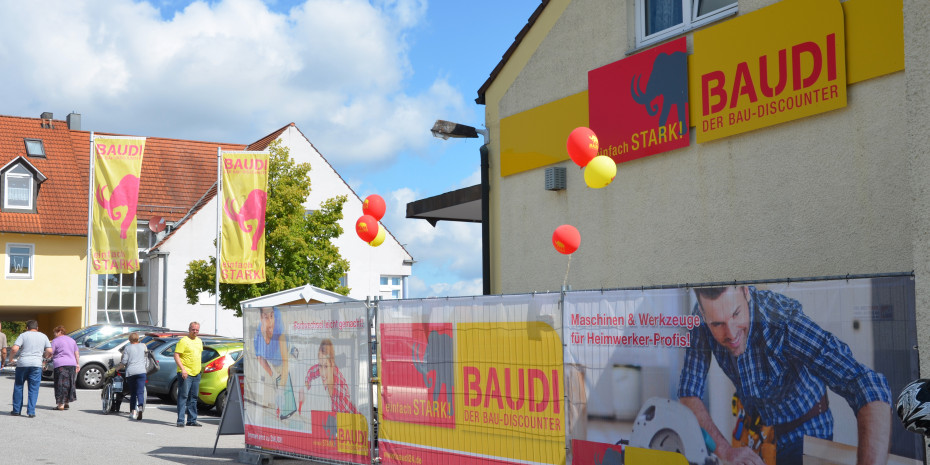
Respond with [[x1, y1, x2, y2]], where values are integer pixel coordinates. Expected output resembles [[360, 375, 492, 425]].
[[545, 166, 566, 191]]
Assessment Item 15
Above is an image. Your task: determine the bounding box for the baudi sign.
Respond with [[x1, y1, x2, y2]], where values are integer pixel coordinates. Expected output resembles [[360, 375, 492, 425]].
[[689, 0, 847, 143]]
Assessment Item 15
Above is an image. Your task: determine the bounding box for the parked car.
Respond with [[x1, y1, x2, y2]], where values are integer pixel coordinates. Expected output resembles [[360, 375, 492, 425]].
[[198, 340, 243, 414], [143, 335, 241, 407], [68, 332, 152, 388], [68, 323, 168, 348]]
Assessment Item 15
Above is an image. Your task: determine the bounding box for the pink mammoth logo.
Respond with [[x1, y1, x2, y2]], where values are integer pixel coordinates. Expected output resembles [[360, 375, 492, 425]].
[[224, 189, 267, 251], [95, 174, 140, 240]]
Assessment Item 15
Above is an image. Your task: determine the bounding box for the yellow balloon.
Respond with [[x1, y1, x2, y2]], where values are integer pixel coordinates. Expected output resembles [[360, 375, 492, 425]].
[[369, 224, 386, 247], [584, 155, 617, 189]]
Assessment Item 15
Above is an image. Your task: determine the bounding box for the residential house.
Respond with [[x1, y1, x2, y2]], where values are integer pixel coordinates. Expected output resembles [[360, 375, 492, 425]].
[[0, 113, 412, 337]]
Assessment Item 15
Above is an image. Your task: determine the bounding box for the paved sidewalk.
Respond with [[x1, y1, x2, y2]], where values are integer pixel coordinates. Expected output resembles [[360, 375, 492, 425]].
[[0, 368, 308, 465]]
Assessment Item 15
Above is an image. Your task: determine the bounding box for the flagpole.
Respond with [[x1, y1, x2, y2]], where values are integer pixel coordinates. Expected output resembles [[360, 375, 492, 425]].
[[215, 147, 222, 335], [84, 132, 95, 327]]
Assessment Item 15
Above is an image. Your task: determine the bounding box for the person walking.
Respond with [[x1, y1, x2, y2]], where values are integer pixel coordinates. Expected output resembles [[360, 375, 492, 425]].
[[50, 325, 79, 410], [10, 320, 52, 417], [174, 322, 203, 427], [0, 322, 8, 370], [121, 332, 149, 420]]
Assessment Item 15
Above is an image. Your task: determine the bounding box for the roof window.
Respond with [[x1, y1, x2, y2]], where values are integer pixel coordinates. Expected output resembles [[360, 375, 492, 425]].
[[24, 139, 45, 157]]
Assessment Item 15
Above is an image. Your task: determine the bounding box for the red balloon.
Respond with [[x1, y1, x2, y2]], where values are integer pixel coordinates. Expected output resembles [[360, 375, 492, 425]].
[[567, 127, 599, 167], [356, 215, 379, 243], [552, 225, 580, 255], [363, 194, 386, 221]]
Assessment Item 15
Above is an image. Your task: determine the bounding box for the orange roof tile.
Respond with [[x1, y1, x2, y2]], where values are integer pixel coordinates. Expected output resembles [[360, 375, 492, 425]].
[[0, 113, 246, 236]]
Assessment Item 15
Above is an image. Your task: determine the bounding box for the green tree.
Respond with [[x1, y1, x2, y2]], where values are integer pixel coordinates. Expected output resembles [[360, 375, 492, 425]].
[[183, 140, 350, 316]]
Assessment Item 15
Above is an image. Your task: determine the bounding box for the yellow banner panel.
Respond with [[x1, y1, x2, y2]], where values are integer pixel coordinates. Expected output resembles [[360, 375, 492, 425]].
[[221, 151, 269, 284], [91, 136, 145, 274], [379, 321, 565, 465], [843, 0, 904, 84], [690, 0, 847, 144], [500, 91, 588, 177]]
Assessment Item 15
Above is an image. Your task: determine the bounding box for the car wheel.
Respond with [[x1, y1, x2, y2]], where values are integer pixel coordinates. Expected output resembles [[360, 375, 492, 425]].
[[79, 364, 105, 389], [170, 379, 179, 404], [214, 390, 227, 416], [101, 384, 113, 415]]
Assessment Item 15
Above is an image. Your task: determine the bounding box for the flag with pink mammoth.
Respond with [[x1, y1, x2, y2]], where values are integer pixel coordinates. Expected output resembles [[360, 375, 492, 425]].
[[91, 136, 146, 274], [221, 150, 269, 284]]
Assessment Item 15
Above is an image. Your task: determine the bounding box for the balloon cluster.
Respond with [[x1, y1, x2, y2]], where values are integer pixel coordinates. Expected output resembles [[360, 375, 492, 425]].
[[356, 194, 386, 247], [567, 126, 616, 189]]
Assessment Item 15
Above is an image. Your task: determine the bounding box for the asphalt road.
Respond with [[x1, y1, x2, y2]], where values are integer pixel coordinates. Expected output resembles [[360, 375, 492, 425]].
[[0, 368, 308, 465]]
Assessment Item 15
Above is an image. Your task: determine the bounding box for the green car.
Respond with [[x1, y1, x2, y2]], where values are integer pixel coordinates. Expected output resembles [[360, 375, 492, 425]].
[[197, 340, 243, 414]]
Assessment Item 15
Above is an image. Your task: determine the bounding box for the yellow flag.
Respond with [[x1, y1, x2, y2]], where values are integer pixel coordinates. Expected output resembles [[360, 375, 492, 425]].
[[91, 136, 145, 274], [220, 151, 269, 284]]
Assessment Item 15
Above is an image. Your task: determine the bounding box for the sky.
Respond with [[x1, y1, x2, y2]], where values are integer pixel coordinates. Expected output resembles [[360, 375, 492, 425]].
[[0, 0, 541, 298]]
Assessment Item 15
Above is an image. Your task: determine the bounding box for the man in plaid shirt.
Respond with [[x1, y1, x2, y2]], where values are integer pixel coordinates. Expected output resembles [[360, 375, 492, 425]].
[[679, 286, 891, 465], [304, 338, 358, 414]]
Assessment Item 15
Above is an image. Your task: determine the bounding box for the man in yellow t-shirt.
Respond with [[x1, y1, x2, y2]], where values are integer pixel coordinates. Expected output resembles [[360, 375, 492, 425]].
[[174, 321, 203, 427]]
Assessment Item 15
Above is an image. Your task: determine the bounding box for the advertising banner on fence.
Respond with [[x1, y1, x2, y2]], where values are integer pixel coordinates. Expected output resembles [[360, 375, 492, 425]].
[[220, 150, 269, 284], [91, 136, 146, 274], [242, 303, 371, 463], [378, 294, 565, 465], [563, 277, 920, 464]]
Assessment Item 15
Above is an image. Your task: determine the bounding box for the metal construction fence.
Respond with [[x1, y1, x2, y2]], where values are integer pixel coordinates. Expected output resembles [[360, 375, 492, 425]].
[[240, 274, 922, 465]]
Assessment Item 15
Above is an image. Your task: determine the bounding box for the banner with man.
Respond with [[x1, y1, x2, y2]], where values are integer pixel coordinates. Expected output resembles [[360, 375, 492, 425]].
[[220, 150, 269, 284], [91, 136, 146, 274]]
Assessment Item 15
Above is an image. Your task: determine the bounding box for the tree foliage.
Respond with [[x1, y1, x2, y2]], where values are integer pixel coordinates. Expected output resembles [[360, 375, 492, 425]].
[[183, 140, 349, 316]]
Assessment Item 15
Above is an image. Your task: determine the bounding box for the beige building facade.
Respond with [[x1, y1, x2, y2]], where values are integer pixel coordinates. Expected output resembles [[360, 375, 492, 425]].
[[480, 0, 929, 371]]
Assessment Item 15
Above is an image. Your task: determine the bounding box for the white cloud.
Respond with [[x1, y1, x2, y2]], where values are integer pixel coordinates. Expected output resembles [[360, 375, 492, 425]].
[[387, 186, 482, 276], [406, 276, 482, 299], [0, 0, 464, 162]]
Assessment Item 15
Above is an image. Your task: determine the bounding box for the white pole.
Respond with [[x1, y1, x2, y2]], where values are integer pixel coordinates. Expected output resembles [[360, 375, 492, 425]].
[[84, 132, 95, 327], [215, 147, 223, 335]]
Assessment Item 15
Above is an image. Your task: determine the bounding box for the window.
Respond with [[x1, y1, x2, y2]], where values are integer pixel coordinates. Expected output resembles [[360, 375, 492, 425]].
[[3, 164, 34, 211], [6, 243, 34, 279], [24, 139, 45, 157], [380, 275, 403, 300], [636, 0, 737, 48], [96, 228, 152, 324]]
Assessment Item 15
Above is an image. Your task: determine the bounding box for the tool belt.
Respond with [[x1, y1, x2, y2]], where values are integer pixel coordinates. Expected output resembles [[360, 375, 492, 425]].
[[774, 393, 828, 437], [732, 393, 829, 465]]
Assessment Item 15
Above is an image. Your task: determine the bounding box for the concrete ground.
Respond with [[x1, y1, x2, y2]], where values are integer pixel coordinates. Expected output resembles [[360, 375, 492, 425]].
[[0, 368, 312, 465]]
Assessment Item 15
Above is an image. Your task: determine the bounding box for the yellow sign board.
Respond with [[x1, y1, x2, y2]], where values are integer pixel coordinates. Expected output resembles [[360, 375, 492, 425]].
[[690, 0, 847, 143]]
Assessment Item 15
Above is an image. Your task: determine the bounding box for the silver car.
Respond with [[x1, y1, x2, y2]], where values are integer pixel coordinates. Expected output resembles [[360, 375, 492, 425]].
[[67, 332, 158, 389]]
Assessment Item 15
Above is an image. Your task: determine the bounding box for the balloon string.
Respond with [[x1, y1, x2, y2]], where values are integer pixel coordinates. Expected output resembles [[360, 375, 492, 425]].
[[563, 253, 572, 289]]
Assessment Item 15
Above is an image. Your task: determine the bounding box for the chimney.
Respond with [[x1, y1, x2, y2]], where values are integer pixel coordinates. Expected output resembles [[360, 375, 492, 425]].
[[40, 112, 53, 129], [67, 112, 81, 130]]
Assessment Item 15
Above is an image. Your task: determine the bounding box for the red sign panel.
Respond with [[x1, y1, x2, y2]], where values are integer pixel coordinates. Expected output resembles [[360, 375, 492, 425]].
[[588, 37, 690, 163]]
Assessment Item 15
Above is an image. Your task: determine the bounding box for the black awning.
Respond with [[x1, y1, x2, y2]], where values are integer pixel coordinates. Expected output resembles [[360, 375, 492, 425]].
[[406, 184, 482, 226]]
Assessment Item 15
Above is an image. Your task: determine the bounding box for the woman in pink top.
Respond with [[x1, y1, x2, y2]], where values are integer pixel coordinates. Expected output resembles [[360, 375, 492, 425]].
[[50, 325, 79, 410]]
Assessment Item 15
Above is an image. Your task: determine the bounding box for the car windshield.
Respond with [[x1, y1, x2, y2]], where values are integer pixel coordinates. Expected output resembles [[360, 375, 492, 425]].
[[89, 332, 132, 350]]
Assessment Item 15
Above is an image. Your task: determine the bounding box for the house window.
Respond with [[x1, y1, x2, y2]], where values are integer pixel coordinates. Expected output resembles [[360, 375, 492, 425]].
[[24, 139, 45, 157], [636, 0, 737, 48], [6, 243, 34, 279], [380, 275, 403, 300], [3, 164, 34, 211], [95, 227, 152, 324]]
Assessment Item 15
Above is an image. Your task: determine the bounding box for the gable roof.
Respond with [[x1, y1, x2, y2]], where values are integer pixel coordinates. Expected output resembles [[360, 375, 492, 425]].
[[0, 115, 89, 235], [0, 112, 247, 236]]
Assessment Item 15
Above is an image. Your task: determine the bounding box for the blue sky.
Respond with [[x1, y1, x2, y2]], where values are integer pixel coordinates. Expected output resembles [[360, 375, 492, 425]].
[[0, 0, 540, 298]]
